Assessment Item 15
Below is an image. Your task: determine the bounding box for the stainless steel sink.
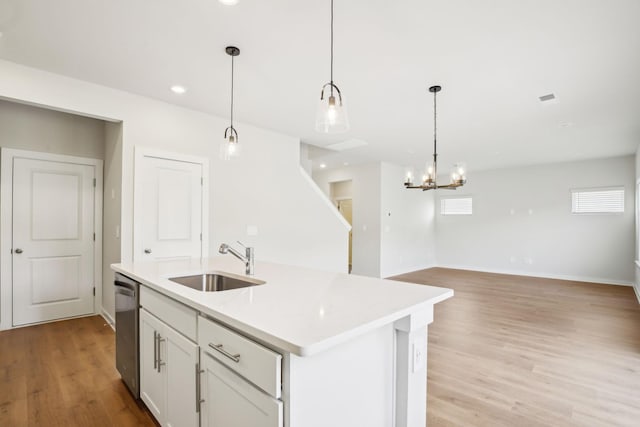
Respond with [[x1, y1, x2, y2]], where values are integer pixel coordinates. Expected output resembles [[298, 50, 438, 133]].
[[169, 272, 265, 292]]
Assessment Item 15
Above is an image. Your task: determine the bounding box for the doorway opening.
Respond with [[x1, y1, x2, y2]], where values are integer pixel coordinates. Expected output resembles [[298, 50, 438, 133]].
[[330, 180, 353, 273]]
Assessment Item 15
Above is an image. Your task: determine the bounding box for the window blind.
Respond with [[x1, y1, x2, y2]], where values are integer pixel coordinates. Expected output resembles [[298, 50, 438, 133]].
[[441, 197, 473, 215], [571, 187, 624, 214]]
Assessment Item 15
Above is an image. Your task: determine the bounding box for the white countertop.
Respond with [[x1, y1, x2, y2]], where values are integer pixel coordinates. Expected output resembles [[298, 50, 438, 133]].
[[112, 257, 453, 356]]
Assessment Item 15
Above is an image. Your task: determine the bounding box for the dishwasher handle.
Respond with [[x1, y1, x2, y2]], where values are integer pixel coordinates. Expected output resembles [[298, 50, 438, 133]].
[[115, 287, 136, 298]]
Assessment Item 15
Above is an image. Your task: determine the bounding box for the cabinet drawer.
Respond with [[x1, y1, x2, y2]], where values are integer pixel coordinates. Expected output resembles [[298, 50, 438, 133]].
[[140, 286, 197, 342], [198, 315, 282, 398], [201, 351, 283, 427]]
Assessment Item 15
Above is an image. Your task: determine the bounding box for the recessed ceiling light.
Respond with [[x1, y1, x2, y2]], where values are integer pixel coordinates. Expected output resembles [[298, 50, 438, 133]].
[[320, 163, 327, 169], [218, 0, 239, 5], [170, 85, 187, 94]]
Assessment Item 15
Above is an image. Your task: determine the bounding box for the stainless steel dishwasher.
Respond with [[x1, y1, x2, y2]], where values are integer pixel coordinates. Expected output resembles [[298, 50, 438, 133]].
[[115, 272, 140, 399]]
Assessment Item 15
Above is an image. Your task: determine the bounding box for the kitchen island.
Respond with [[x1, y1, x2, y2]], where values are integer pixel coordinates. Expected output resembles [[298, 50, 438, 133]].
[[112, 257, 453, 427]]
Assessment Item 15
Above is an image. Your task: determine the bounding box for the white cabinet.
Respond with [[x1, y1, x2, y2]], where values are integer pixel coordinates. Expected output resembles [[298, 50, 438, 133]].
[[198, 315, 283, 427], [200, 349, 283, 427], [140, 309, 165, 419], [140, 308, 199, 427]]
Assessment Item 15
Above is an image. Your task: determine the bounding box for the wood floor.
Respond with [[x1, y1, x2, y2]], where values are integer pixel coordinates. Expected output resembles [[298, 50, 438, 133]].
[[1, 268, 639, 426], [392, 268, 640, 427], [0, 315, 155, 426]]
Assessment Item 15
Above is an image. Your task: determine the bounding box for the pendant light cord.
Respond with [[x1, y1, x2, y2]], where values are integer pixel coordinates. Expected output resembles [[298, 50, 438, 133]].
[[330, 0, 334, 96], [230, 54, 234, 128]]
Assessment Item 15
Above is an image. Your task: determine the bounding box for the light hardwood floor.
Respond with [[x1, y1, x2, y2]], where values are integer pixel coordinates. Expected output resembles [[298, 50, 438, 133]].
[[1, 268, 639, 426], [0, 315, 156, 426], [392, 268, 640, 427]]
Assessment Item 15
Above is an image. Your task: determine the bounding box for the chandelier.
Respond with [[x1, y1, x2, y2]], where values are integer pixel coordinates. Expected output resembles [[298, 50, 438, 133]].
[[404, 85, 467, 190]]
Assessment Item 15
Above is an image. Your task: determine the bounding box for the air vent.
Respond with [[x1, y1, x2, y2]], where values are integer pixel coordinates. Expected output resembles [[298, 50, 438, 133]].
[[325, 139, 368, 152], [538, 93, 556, 102]]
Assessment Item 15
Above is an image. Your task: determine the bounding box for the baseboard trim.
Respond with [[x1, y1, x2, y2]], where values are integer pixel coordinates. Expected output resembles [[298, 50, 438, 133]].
[[101, 309, 115, 331], [435, 264, 634, 287], [633, 284, 640, 304], [383, 263, 437, 279]]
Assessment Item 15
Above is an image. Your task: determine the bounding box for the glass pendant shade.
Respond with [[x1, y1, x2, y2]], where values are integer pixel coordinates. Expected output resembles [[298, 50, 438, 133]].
[[450, 163, 467, 185], [220, 127, 240, 160], [315, 91, 349, 133], [405, 167, 415, 185]]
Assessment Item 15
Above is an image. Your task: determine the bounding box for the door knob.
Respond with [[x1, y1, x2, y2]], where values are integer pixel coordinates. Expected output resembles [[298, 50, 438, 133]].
[[144, 248, 152, 254], [14, 248, 23, 254]]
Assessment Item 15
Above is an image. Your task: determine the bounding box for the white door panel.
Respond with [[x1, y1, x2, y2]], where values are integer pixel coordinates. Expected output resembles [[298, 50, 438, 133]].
[[138, 156, 203, 261], [12, 158, 95, 326]]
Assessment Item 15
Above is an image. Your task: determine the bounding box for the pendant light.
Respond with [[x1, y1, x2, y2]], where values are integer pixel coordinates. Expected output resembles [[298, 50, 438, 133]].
[[404, 85, 467, 190], [221, 46, 240, 160], [315, 0, 349, 133]]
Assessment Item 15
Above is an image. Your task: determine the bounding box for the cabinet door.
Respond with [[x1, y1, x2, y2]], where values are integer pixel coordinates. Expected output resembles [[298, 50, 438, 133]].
[[165, 325, 199, 427], [200, 351, 283, 427], [140, 309, 167, 423]]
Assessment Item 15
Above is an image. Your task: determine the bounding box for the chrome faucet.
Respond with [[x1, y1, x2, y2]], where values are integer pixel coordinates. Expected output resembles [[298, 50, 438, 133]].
[[219, 241, 255, 276]]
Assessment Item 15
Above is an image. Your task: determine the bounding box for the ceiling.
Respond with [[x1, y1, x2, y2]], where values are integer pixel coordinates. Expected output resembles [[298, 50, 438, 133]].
[[0, 0, 639, 173]]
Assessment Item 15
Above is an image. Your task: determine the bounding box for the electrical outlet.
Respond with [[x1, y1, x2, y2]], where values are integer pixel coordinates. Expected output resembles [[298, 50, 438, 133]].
[[412, 341, 426, 373]]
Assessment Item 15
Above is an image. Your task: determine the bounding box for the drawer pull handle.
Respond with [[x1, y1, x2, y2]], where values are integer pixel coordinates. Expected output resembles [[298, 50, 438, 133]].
[[208, 343, 241, 363]]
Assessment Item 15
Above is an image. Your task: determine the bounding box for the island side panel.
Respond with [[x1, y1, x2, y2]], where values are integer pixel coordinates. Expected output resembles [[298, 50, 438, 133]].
[[283, 323, 395, 427], [394, 307, 434, 427]]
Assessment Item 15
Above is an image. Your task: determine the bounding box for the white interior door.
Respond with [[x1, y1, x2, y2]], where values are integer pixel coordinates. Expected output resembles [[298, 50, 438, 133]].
[[138, 155, 203, 261], [12, 158, 95, 326]]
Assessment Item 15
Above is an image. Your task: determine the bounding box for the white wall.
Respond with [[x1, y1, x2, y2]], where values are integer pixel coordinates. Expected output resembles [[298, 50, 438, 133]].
[[314, 162, 438, 278], [314, 164, 382, 277], [380, 163, 436, 278], [0, 59, 347, 321], [635, 146, 640, 301], [437, 156, 635, 285], [102, 122, 123, 322]]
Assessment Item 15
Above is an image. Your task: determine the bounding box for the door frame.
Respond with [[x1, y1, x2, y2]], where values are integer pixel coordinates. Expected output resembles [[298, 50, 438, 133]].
[[133, 147, 209, 262], [0, 148, 104, 330]]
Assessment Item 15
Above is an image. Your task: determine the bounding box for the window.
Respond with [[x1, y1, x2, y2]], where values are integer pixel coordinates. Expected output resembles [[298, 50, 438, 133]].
[[571, 187, 624, 214], [441, 197, 473, 215]]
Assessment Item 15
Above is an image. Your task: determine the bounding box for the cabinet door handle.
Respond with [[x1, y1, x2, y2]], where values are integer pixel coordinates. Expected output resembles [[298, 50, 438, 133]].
[[157, 336, 166, 372], [153, 331, 158, 369], [208, 343, 241, 363], [195, 363, 205, 413]]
